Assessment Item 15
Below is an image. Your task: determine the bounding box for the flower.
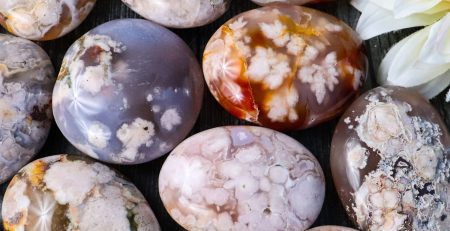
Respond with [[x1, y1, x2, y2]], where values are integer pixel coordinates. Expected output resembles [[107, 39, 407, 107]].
[[351, 0, 450, 39], [377, 13, 450, 99]]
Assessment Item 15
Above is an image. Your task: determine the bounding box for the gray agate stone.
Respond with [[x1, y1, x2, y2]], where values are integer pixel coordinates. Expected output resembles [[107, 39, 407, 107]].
[[0, 34, 54, 184], [53, 19, 204, 164]]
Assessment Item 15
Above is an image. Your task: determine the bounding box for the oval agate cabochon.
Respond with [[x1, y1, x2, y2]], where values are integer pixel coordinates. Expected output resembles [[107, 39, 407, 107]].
[[203, 4, 366, 130], [251, 0, 327, 5], [1, 154, 161, 230], [53, 19, 204, 164], [0, 0, 96, 41], [121, 0, 231, 28], [307, 226, 358, 231], [331, 86, 450, 230], [159, 126, 325, 230], [0, 34, 54, 184]]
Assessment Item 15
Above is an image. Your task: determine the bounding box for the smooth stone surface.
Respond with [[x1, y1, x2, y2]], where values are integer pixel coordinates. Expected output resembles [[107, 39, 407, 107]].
[[121, 0, 231, 28], [53, 19, 204, 164], [307, 226, 358, 231], [0, 0, 96, 41], [0, 34, 54, 184], [2, 154, 161, 231], [203, 4, 366, 130], [159, 126, 325, 231], [251, 0, 326, 5], [331, 86, 450, 231]]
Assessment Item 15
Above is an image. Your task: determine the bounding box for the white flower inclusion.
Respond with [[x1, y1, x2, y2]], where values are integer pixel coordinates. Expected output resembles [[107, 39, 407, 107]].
[[27, 191, 56, 231]]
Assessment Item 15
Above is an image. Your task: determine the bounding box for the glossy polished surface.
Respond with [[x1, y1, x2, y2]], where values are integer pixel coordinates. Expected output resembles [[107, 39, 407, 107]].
[[0, 34, 54, 184], [122, 0, 231, 28], [2, 154, 161, 231], [331, 86, 450, 231], [203, 4, 366, 130], [307, 226, 358, 231], [53, 19, 204, 164], [251, 0, 326, 5], [0, 0, 96, 41], [159, 126, 325, 230]]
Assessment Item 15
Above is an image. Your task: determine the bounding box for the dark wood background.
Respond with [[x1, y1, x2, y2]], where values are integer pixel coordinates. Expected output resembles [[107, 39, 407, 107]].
[[1, 0, 448, 230]]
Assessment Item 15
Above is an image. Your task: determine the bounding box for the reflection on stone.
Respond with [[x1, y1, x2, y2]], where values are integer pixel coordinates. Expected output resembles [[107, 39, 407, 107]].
[[331, 86, 450, 231], [203, 4, 366, 130], [159, 126, 325, 230], [53, 19, 204, 164], [2, 154, 161, 231], [0, 34, 54, 184], [0, 0, 96, 41], [122, 0, 231, 28]]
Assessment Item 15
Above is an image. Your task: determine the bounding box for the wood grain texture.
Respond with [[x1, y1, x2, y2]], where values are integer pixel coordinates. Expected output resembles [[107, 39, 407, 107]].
[[0, 0, 448, 230]]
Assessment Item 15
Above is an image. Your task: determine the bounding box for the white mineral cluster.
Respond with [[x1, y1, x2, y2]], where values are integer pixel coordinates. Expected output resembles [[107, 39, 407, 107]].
[[159, 126, 325, 231], [348, 89, 450, 231]]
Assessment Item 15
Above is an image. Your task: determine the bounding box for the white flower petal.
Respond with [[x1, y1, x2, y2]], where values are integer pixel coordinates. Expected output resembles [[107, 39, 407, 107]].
[[393, 0, 441, 18], [419, 13, 450, 64], [352, 0, 450, 39], [378, 14, 450, 99], [412, 70, 450, 99]]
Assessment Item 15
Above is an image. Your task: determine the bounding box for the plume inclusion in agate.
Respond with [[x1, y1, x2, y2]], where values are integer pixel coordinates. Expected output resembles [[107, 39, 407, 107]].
[[0, 0, 96, 41], [1, 154, 161, 231], [121, 0, 231, 28], [331, 86, 450, 231], [53, 19, 204, 164], [0, 34, 54, 184], [203, 4, 366, 130], [159, 126, 325, 230]]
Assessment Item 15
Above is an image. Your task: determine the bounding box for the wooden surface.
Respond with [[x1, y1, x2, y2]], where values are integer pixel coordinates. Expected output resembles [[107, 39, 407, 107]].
[[0, 0, 448, 230]]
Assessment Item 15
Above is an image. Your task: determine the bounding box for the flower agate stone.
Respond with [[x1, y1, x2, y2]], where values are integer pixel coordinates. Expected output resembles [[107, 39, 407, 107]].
[[121, 0, 231, 28], [0, 34, 54, 184], [159, 126, 325, 230], [203, 5, 366, 130], [307, 226, 357, 231], [53, 19, 203, 164], [251, 0, 326, 5], [0, 0, 96, 41], [331, 86, 450, 231], [1, 154, 161, 231]]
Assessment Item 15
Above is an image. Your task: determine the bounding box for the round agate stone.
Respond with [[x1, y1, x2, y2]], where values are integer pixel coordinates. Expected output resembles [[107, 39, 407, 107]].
[[251, 0, 326, 5], [121, 0, 231, 28], [0, 34, 54, 184], [203, 5, 366, 130], [2, 154, 161, 231], [53, 19, 203, 164], [331, 86, 450, 230], [307, 226, 357, 231], [0, 0, 96, 41], [159, 126, 325, 230]]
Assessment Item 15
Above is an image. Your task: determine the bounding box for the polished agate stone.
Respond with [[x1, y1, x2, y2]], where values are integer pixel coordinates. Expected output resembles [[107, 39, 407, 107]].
[[121, 0, 231, 28], [159, 126, 325, 230], [0, 0, 96, 41], [251, 0, 326, 5], [0, 34, 54, 184], [53, 19, 203, 164], [331, 86, 450, 230], [307, 226, 357, 231], [203, 4, 366, 130], [2, 154, 161, 231]]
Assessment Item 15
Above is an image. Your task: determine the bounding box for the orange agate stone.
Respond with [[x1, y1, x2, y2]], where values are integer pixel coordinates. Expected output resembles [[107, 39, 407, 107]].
[[203, 4, 366, 130]]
